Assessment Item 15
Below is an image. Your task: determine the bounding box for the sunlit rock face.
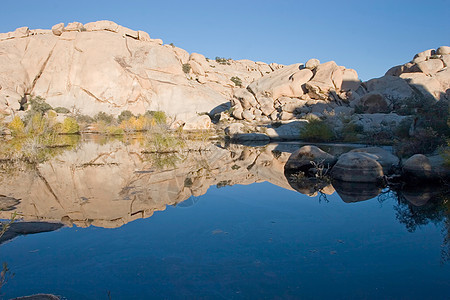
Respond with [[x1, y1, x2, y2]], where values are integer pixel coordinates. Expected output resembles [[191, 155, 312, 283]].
[[0, 140, 293, 228], [0, 21, 275, 121]]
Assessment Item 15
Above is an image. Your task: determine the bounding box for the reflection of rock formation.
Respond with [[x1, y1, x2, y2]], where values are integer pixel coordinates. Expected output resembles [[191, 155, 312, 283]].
[[0, 222, 64, 244], [0, 140, 293, 228]]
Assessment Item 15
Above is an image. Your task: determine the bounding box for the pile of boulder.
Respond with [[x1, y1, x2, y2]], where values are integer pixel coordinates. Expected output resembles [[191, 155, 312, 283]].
[[230, 59, 360, 122], [285, 145, 449, 183]]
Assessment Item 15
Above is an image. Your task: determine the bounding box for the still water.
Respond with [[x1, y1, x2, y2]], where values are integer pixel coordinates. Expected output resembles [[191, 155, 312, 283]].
[[0, 138, 449, 299]]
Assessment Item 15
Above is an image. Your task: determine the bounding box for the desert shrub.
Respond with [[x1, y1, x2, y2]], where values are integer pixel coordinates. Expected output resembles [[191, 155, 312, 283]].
[[25, 96, 52, 115], [61, 117, 80, 134], [76, 114, 94, 124], [106, 126, 124, 135], [94, 112, 115, 125], [54, 107, 71, 114], [394, 127, 443, 157], [25, 113, 48, 135], [230, 76, 242, 87], [7, 116, 25, 136], [118, 110, 135, 124], [215, 57, 231, 65], [340, 122, 364, 142], [145, 111, 167, 125], [182, 63, 191, 74], [300, 119, 335, 142]]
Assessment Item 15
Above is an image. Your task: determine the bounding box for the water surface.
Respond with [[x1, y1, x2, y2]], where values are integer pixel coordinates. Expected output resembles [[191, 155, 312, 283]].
[[0, 138, 449, 299]]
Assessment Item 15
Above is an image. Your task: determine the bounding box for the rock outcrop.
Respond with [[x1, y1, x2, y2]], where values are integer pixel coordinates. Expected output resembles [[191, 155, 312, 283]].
[[0, 21, 275, 126], [229, 59, 360, 122]]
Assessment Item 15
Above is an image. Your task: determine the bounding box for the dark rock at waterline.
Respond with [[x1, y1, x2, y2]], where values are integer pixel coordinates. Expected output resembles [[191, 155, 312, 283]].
[[331, 152, 384, 183], [332, 180, 382, 203], [285, 145, 336, 173], [349, 147, 399, 174], [0, 221, 64, 244]]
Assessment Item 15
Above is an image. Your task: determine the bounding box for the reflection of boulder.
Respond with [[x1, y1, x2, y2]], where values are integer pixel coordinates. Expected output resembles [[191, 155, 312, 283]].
[[331, 152, 384, 182], [397, 184, 443, 206], [0, 195, 20, 211], [0, 221, 64, 244], [332, 180, 382, 203], [286, 175, 334, 197]]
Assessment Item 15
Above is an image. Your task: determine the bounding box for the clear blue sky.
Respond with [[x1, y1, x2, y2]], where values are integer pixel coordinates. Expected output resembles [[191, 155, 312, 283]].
[[1, 0, 449, 80]]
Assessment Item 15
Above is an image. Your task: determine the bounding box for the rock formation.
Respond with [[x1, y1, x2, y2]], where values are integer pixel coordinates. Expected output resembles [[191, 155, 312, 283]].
[[0, 21, 276, 125]]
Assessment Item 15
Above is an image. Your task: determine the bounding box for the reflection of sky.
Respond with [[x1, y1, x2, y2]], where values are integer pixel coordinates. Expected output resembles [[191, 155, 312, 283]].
[[1, 182, 449, 299]]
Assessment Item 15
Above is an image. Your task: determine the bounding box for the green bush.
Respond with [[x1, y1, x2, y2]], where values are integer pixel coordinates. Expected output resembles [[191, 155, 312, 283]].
[[145, 111, 167, 125], [215, 57, 231, 65], [54, 107, 71, 114], [230, 76, 242, 87], [94, 112, 115, 125], [26, 96, 52, 115], [118, 110, 135, 123], [61, 117, 80, 134], [394, 127, 443, 157], [182, 63, 191, 74], [340, 122, 364, 142], [300, 119, 335, 142], [76, 114, 94, 124]]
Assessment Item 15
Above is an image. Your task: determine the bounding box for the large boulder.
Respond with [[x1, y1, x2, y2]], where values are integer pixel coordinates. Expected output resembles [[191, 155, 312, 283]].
[[403, 154, 450, 180], [285, 145, 336, 172], [363, 75, 416, 106], [182, 115, 211, 130], [51, 23, 65, 36], [331, 152, 384, 182], [350, 147, 399, 174], [84, 20, 120, 32], [247, 63, 305, 100], [233, 88, 257, 109], [265, 120, 308, 140]]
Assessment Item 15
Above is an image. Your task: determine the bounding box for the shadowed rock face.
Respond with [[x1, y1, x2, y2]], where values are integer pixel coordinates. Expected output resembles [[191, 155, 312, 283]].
[[0, 140, 293, 228]]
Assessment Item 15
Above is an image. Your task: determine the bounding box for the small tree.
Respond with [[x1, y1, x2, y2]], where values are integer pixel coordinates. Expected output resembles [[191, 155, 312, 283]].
[[230, 76, 242, 87]]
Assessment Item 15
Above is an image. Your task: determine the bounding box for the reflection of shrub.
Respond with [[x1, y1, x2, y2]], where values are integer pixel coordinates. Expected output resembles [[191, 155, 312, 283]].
[[62, 117, 80, 134], [230, 76, 242, 87], [300, 119, 335, 142]]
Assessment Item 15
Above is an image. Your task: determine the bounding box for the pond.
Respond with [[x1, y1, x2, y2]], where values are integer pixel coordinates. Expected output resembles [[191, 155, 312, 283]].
[[0, 137, 449, 299]]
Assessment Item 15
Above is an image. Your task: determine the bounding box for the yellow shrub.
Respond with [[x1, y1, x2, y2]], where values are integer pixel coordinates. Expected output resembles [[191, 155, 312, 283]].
[[8, 116, 25, 136], [61, 117, 80, 134]]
